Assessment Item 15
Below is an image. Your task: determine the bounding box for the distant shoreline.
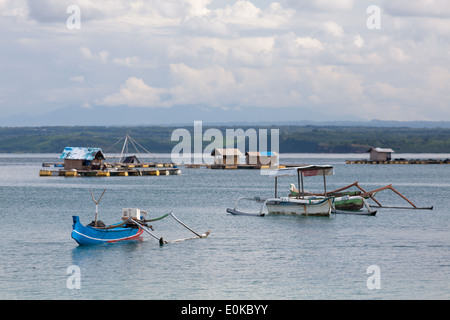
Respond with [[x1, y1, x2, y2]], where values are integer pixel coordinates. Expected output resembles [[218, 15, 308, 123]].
[[0, 125, 449, 154]]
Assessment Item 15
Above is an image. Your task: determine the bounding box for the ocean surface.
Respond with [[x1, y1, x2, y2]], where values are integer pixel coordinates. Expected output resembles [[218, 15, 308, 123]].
[[0, 153, 449, 300]]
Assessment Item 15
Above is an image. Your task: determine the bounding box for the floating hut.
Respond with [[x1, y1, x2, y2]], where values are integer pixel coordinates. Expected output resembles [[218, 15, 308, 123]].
[[40, 140, 181, 177], [211, 148, 242, 165], [347, 147, 449, 165], [368, 147, 395, 162], [59, 147, 106, 171]]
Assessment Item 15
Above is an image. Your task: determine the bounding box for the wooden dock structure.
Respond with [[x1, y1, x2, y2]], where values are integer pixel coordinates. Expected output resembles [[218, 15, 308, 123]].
[[40, 161, 181, 177], [179, 163, 301, 170], [209, 164, 287, 170], [41, 140, 183, 177], [39, 167, 181, 177], [346, 159, 450, 165]]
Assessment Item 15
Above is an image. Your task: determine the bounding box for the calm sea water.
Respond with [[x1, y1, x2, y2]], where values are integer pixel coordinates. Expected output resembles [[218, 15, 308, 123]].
[[0, 153, 449, 300]]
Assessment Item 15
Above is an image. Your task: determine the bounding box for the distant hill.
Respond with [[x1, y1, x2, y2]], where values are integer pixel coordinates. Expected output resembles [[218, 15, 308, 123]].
[[0, 125, 449, 154], [1, 104, 450, 129]]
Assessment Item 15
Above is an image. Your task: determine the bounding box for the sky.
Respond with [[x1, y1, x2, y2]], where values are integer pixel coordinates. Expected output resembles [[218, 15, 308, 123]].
[[0, 0, 449, 125]]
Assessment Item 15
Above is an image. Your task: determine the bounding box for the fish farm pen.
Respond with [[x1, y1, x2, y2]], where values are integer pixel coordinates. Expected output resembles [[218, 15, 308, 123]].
[[346, 159, 450, 165], [40, 162, 181, 177], [347, 147, 450, 164], [39, 145, 181, 177]]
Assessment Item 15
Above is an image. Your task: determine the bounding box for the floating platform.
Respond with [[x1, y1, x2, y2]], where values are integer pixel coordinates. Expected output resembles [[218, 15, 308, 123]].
[[41, 159, 180, 177], [39, 168, 181, 177], [42, 162, 175, 168], [207, 164, 287, 170], [179, 163, 302, 170], [346, 159, 450, 165]]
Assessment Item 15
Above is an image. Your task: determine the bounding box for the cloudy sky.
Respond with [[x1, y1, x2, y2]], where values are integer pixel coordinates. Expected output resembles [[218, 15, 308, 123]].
[[1, 0, 449, 124]]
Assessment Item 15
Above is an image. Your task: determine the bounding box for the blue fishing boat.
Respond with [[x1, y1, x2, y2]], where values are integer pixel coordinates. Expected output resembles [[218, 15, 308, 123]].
[[71, 216, 144, 246], [72, 189, 211, 246], [71, 189, 148, 246]]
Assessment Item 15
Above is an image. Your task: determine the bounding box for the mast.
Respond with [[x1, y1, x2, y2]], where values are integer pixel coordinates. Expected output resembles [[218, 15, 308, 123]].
[[119, 136, 128, 162], [90, 189, 106, 228]]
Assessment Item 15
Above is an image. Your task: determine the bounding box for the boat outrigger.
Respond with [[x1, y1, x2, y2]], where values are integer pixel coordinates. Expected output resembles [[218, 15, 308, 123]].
[[228, 165, 347, 216], [290, 181, 433, 212], [290, 183, 367, 211], [288, 182, 375, 215], [337, 181, 433, 210], [227, 165, 380, 217], [71, 189, 211, 246]]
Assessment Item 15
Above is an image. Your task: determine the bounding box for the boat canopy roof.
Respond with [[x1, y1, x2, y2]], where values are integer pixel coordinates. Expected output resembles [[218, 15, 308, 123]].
[[264, 165, 334, 177], [59, 147, 106, 161]]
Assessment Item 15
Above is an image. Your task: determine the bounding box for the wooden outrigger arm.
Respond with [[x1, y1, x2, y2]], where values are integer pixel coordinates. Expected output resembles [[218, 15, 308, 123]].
[[328, 181, 433, 210], [291, 180, 432, 210], [298, 181, 381, 205], [363, 185, 432, 210]]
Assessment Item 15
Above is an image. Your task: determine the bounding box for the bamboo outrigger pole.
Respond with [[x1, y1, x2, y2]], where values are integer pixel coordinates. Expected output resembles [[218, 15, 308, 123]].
[[170, 212, 206, 238], [128, 219, 165, 244], [362, 185, 433, 210], [130, 211, 211, 245], [324, 181, 432, 210]]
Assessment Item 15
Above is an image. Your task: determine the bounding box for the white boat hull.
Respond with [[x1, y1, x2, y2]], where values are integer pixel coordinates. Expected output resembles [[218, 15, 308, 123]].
[[265, 197, 333, 216]]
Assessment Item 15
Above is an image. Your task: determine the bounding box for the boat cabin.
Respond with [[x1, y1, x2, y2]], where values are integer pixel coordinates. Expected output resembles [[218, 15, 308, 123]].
[[59, 147, 106, 171], [368, 147, 395, 161], [211, 148, 242, 165]]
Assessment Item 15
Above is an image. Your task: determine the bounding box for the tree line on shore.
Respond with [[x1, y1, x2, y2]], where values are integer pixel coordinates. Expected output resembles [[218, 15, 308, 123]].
[[0, 125, 449, 154]]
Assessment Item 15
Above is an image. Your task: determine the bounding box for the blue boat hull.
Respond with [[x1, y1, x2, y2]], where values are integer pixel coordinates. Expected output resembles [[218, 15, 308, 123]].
[[71, 216, 143, 246]]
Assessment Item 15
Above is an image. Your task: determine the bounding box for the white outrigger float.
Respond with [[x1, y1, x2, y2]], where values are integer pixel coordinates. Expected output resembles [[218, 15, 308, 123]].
[[227, 165, 338, 217]]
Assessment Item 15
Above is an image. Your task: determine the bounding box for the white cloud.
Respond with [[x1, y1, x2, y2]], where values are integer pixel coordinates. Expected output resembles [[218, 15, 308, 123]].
[[99, 77, 169, 108], [0, 0, 28, 19], [81, 102, 91, 109], [389, 47, 412, 63], [169, 63, 238, 106], [214, 1, 294, 29], [80, 47, 109, 63], [70, 76, 85, 83], [1, 0, 450, 122], [295, 37, 324, 51], [286, 0, 354, 11], [353, 34, 364, 48], [323, 21, 344, 37]]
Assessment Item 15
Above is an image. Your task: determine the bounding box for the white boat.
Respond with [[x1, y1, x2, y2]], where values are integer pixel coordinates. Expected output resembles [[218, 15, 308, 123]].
[[265, 196, 333, 216], [264, 165, 335, 216], [227, 165, 335, 217]]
